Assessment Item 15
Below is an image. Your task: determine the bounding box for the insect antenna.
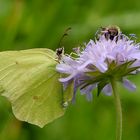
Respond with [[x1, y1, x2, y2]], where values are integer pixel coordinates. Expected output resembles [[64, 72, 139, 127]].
[[58, 27, 71, 48], [56, 27, 71, 62]]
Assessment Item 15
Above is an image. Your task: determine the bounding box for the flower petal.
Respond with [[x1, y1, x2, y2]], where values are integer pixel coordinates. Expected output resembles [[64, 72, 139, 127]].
[[80, 84, 96, 101], [59, 73, 76, 82], [102, 84, 112, 96], [123, 79, 136, 91]]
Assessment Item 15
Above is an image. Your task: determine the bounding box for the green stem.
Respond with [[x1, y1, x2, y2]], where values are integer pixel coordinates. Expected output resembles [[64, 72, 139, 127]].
[[111, 79, 122, 140]]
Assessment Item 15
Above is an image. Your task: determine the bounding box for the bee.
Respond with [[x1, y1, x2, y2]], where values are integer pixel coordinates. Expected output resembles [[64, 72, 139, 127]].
[[97, 25, 121, 41]]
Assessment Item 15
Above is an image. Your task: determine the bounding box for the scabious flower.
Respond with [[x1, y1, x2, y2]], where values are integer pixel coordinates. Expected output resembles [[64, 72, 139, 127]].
[[56, 26, 140, 102]]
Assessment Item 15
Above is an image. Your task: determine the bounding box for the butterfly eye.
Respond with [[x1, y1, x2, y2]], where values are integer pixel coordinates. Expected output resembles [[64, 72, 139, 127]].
[[56, 47, 64, 61], [56, 48, 64, 56]]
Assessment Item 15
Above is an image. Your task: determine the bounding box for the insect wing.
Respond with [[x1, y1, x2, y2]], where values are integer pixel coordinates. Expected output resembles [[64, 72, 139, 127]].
[[0, 48, 65, 127]]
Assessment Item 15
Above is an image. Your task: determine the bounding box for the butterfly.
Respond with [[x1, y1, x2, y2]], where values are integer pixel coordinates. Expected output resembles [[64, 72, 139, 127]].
[[0, 48, 73, 127]]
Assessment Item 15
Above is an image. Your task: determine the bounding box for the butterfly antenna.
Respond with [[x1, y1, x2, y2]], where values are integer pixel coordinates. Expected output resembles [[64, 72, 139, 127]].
[[58, 27, 72, 48]]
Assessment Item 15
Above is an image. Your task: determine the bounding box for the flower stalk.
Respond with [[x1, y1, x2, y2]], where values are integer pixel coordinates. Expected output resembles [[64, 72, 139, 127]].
[[111, 79, 122, 140]]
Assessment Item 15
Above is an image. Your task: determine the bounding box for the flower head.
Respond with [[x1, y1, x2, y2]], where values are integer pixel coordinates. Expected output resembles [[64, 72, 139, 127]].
[[56, 26, 140, 101]]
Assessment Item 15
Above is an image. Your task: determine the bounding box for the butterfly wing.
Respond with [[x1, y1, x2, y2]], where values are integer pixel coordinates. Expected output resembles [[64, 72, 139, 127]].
[[0, 48, 66, 127]]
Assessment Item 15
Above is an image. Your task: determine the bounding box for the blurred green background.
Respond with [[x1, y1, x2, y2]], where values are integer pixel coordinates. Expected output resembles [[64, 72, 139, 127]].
[[1, 0, 140, 140]]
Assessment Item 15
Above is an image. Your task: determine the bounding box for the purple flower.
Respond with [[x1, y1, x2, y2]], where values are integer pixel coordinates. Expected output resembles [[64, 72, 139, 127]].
[[56, 27, 140, 101]]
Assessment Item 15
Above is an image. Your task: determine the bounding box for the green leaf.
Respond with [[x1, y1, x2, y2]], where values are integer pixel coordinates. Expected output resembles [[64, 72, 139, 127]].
[[86, 71, 101, 77], [97, 80, 109, 96], [0, 48, 67, 127]]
